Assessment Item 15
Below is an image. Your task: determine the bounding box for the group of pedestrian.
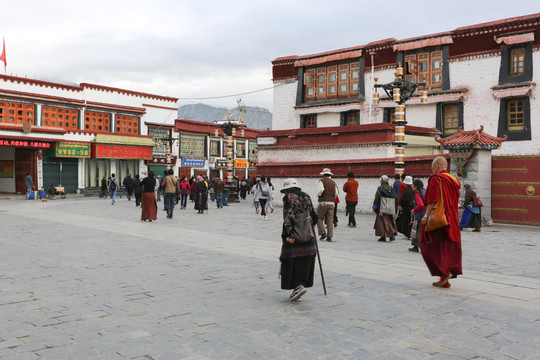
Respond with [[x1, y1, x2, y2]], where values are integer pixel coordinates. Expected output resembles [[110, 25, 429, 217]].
[[280, 156, 477, 301], [96, 157, 476, 302]]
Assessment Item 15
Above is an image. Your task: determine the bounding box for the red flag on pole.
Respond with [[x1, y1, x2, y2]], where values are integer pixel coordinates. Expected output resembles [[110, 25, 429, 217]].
[[0, 38, 6, 73]]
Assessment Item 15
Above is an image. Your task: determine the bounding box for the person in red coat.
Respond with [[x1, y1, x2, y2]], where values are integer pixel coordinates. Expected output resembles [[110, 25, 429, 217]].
[[420, 156, 462, 288], [342, 172, 359, 227]]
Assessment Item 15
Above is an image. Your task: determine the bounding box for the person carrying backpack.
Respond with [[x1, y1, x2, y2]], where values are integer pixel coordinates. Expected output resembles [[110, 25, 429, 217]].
[[254, 175, 271, 220], [109, 174, 119, 205]]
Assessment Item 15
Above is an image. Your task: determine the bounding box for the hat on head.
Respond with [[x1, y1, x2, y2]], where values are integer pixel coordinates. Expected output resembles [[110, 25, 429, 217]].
[[320, 168, 333, 176], [403, 176, 413, 185], [281, 178, 301, 193], [380, 175, 389, 183]]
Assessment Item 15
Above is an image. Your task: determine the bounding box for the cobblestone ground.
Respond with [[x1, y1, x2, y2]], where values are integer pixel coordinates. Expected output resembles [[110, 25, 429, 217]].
[[0, 196, 539, 359]]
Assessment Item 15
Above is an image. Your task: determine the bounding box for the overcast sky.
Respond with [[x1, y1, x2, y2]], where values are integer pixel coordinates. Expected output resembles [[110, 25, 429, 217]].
[[1, 1, 539, 112]]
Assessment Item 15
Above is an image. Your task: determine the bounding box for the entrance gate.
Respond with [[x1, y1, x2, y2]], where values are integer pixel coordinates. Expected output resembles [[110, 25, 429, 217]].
[[492, 156, 540, 225]]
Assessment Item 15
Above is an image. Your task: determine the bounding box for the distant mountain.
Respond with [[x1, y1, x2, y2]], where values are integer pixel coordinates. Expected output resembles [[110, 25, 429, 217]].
[[178, 103, 272, 130]]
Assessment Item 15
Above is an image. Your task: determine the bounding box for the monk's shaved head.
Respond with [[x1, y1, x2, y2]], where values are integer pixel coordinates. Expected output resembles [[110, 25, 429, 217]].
[[431, 156, 448, 173]]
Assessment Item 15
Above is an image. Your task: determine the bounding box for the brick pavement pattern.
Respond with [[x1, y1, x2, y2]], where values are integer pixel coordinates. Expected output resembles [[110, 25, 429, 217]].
[[0, 197, 539, 359]]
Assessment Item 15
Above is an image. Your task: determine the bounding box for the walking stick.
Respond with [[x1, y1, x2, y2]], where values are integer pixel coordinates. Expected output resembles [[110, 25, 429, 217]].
[[314, 226, 327, 296]]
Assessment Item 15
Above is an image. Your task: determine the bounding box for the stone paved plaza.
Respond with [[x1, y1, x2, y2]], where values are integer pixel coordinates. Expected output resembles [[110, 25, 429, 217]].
[[0, 196, 539, 359]]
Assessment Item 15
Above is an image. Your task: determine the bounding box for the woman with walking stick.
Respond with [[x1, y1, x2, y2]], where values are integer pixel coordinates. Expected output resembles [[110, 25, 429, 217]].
[[279, 178, 320, 302]]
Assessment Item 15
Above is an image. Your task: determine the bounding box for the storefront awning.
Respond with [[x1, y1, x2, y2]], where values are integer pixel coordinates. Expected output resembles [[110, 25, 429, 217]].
[[92, 134, 155, 147], [91, 134, 155, 160]]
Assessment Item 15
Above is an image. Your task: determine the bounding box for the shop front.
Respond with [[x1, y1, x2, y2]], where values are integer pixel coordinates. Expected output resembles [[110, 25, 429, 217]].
[[88, 134, 154, 188], [42, 142, 90, 193], [0, 138, 53, 194]]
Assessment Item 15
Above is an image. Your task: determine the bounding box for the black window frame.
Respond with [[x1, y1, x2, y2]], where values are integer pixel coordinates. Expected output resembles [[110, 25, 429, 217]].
[[436, 102, 464, 137], [340, 110, 360, 126], [383, 108, 396, 123], [300, 114, 317, 129], [499, 43, 533, 85], [497, 96, 531, 141]]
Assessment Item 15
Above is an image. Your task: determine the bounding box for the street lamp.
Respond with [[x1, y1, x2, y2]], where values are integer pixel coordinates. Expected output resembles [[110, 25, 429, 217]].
[[373, 62, 428, 175], [159, 129, 179, 169], [214, 114, 246, 184]]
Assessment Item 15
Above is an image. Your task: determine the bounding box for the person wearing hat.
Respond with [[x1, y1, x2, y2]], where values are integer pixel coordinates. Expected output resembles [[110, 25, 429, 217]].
[[279, 178, 318, 302], [397, 175, 415, 239], [316, 168, 339, 242], [372, 175, 398, 242]]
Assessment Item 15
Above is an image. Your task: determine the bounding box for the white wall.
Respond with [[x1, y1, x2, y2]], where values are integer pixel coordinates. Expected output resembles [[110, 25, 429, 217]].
[[259, 144, 392, 164], [272, 79, 298, 130]]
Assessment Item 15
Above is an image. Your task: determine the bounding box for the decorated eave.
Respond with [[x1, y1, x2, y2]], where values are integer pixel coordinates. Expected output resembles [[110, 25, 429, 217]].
[[91, 133, 155, 147], [175, 118, 264, 139], [435, 125, 507, 150]]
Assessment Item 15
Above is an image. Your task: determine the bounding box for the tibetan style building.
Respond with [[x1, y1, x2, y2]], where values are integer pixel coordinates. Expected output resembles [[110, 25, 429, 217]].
[[174, 118, 262, 181], [0, 75, 178, 194], [263, 13, 540, 224]]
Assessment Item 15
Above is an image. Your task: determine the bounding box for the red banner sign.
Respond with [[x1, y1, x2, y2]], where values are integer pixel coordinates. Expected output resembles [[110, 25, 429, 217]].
[[93, 144, 153, 159], [0, 139, 51, 148]]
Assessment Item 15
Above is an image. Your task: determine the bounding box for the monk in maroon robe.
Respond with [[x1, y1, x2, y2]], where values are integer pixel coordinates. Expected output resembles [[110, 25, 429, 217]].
[[420, 156, 462, 288]]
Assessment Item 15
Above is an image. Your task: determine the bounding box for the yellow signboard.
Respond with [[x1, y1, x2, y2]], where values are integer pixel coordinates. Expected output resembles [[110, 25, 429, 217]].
[[56, 142, 91, 158], [234, 159, 248, 169]]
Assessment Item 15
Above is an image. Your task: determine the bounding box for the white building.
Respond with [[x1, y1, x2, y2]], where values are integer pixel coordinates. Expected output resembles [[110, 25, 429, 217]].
[[261, 13, 540, 225], [0, 75, 178, 194]]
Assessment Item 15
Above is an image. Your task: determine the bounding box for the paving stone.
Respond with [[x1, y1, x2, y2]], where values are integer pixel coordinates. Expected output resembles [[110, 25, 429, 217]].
[[0, 198, 539, 358]]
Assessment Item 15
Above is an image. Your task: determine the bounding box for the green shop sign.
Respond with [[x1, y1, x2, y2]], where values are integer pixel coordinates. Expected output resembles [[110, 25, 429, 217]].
[[55, 142, 90, 158]]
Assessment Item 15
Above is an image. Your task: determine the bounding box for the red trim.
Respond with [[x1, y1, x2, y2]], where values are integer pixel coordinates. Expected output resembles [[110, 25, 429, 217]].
[[85, 101, 146, 114], [175, 118, 264, 139], [0, 134, 60, 143], [260, 123, 439, 138], [256, 155, 445, 178], [81, 83, 178, 103], [455, 13, 540, 33], [272, 13, 540, 80], [0, 74, 83, 91], [145, 122, 174, 128], [0, 88, 86, 105], [142, 103, 178, 111], [0, 123, 67, 134]]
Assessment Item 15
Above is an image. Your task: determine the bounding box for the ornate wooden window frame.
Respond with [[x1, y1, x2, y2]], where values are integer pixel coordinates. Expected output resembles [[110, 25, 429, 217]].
[[404, 49, 443, 90], [507, 98, 525, 131], [510, 47, 525, 76]]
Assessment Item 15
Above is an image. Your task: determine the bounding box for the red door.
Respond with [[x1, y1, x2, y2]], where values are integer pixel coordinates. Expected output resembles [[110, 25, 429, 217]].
[[15, 149, 35, 194], [492, 156, 540, 225]]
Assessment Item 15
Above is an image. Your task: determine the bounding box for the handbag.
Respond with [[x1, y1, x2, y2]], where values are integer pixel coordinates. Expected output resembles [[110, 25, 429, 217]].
[[425, 178, 449, 232], [472, 195, 483, 207], [290, 210, 316, 244], [379, 190, 396, 216]]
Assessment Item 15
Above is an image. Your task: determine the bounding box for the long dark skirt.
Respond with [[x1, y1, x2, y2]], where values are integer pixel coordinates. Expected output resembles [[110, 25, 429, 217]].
[[421, 229, 463, 278], [397, 206, 413, 237], [280, 255, 316, 290], [141, 192, 157, 220], [373, 214, 397, 237], [194, 192, 208, 210]]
